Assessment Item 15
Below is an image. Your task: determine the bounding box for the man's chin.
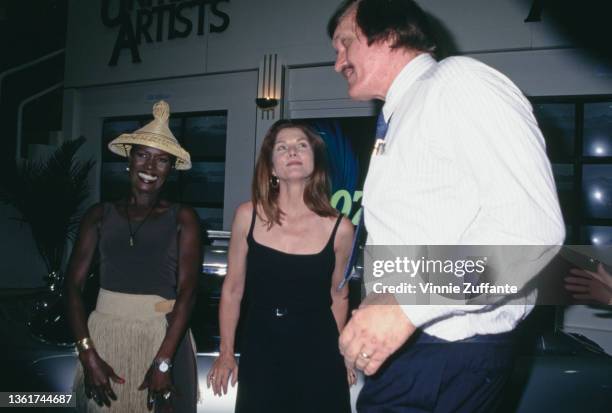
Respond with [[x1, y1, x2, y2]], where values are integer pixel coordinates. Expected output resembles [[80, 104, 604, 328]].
[[348, 88, 372, 101]]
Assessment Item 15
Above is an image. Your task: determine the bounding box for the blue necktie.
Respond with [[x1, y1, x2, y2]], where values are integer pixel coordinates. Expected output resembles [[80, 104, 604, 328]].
[[375, 112, 390, 145], [338, 112, 389, 290]]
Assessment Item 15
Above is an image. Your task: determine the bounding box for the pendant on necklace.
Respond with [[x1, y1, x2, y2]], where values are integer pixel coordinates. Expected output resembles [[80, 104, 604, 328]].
[[129, 236, 135, 247]]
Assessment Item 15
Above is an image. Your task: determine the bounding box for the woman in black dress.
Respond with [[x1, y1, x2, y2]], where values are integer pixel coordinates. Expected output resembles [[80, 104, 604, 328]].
[[207, 119, 355, 412], [65, 101, 200, 412]]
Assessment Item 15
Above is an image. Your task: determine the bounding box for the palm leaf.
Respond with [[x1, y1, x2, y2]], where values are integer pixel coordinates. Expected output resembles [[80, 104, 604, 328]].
[[0, 136, 95, 276]]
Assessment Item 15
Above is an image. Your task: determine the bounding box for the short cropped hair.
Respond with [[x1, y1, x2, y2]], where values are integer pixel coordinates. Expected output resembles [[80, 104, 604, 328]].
[[327, 0, 437, 54]]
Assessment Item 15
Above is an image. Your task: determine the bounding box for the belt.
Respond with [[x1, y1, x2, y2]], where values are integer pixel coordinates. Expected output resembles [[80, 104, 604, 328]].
[[249, 304, 329, 318], [95, 288, 175, 319]]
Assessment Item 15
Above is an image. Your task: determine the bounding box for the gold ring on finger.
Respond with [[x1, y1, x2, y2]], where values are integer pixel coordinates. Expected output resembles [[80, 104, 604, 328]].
[[360, 352, 370, 359]]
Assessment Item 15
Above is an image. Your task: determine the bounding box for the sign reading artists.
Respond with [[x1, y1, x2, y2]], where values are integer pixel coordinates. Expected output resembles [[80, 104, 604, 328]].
[[102, 0, 230, 66]]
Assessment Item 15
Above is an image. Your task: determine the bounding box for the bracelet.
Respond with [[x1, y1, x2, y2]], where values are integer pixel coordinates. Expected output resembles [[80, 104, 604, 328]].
[[76, 337, 95, 353]]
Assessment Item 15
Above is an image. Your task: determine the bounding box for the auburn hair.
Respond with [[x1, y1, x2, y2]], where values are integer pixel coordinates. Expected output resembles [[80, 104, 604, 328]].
[[251, 119, 337, 227]]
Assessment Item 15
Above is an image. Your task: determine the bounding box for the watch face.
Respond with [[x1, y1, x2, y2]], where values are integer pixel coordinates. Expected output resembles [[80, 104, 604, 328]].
[[158, 361, 170, 373]]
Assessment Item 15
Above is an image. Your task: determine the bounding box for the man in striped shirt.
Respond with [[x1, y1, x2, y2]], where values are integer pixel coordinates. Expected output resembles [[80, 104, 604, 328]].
[[329, 0, 565, 411]]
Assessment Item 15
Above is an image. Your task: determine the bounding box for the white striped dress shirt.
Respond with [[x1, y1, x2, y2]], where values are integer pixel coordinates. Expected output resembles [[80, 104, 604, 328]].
[[362, 53, 565, 341]]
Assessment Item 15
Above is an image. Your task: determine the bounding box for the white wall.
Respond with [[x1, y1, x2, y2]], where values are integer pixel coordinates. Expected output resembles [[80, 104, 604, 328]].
[[65, 0, 212, 86], [65, 0, 603, 88], [285, 49, 612, 119], [475, 49, 612, 96], [64, 0, 343, 87]]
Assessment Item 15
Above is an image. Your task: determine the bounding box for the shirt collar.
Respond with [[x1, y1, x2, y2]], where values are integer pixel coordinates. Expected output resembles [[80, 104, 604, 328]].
[[382, 53, 437, 122]]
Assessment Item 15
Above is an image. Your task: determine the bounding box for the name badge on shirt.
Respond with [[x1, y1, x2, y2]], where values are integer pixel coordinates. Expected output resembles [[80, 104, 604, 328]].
[[372, 138, 386, 156]]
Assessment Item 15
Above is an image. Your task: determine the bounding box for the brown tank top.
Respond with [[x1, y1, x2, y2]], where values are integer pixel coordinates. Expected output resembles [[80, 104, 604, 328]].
[[98, 202, 179, 299]]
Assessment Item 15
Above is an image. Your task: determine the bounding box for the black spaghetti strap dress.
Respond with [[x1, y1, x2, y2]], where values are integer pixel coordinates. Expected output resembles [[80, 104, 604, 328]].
[[234, 210, 351, 413]]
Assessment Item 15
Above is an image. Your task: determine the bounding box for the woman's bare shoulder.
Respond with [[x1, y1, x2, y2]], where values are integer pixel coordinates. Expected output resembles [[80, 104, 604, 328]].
[[176, 204, 200, 226], [235, 201, 254, 219], [232, 201, 255, 233], [82, 202, 106, 224]]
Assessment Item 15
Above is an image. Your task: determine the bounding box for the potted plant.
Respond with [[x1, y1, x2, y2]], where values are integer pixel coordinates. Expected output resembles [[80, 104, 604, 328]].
[[0, 136, 94, 344]]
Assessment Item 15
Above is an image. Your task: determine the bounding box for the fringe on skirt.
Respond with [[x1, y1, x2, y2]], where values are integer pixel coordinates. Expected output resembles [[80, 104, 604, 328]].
[[73, 288, 196, 413]]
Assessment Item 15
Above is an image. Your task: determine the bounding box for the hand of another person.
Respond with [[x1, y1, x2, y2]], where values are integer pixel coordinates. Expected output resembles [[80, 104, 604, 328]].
[[207, 352, 238, 396], [565, 263, 612, 305], [339, 294, 416, 376], [80, 349, 125, 407], [346, 366, 357, 386], [138, 363, 174, 412]]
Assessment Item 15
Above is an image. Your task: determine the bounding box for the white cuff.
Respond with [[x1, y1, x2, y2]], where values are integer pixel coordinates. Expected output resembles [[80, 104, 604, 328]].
[[397, 305, 451, 328]]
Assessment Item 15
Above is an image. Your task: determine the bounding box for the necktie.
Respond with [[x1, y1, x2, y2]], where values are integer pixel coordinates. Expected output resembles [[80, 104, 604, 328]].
[[338, 112, 389, 290], [373, 111, 389, 155]]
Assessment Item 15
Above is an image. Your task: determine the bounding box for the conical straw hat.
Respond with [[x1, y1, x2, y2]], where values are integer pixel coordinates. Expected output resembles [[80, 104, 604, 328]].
[[108, 100, 191, 170]]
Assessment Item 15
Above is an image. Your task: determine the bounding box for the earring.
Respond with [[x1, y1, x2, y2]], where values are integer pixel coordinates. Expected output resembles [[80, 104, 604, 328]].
[[270, 175, 279, 189], [126, 166, 130, 172]]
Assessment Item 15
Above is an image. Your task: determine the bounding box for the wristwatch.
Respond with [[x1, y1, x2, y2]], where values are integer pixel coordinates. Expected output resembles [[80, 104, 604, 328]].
[[154, 358, 173, 373]]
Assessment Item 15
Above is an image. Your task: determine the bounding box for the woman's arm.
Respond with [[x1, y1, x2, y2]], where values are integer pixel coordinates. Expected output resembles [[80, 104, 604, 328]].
[[331, 216, 356, 386], [207, 202, 251, 396], [64, 203, 125, 407], [139, 205, 201, 406], [330, 216, 354, 332]]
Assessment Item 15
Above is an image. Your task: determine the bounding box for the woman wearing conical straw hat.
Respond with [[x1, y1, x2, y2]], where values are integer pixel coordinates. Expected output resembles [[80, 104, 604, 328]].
[[65, 101, 200, 412]]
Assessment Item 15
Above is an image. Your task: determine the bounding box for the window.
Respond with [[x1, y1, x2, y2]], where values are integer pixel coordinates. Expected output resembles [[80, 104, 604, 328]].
[[533, 96, 612, 245], [100, 111, 228, 230]]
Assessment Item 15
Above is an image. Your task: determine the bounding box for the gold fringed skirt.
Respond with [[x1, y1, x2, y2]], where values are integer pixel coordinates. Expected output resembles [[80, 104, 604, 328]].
[[74, 289, 197, 413]]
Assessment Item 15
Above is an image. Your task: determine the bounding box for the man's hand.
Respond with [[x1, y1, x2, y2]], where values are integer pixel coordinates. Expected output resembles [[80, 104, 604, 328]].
[[339, 294, 416, 376]]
